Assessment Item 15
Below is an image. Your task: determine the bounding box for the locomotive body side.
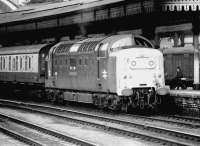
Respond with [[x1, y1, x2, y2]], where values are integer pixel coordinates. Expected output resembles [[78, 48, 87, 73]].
[[45, 35, 136, 96], [45, 39, 103, 92]]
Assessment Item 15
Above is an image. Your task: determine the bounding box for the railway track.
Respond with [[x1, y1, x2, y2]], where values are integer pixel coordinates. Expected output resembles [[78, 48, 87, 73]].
[[167, 115, 200, 124], [1, 98, 199, 128], [125, 114, 200, 129], [0, 125, 43, 146], [0, 99, 200, 145], [0, 107, 96, 146]]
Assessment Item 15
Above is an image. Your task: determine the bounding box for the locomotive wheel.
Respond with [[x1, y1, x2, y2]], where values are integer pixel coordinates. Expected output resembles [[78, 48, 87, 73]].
[[121, 103, 129, 113], [50, 95, 56, 104], [157, 95, 162, 105], [57, 92, 64, 104], [47, 91, 56, 104]]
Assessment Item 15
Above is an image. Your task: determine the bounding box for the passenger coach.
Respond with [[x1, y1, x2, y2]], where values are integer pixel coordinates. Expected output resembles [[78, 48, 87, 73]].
[[0, 44, 52, 97]]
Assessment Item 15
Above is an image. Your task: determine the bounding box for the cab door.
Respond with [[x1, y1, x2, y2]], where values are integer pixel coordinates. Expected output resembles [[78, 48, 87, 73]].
[[97, 43, 109, 92]]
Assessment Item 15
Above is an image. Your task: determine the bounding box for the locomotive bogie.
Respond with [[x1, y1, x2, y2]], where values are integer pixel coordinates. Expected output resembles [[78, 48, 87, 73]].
[[63, 91, 93, 103]]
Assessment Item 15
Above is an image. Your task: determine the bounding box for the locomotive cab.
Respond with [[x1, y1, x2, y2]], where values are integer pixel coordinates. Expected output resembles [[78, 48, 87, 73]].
[[112, 47, 167, 110], [94, 35, 168, 111]]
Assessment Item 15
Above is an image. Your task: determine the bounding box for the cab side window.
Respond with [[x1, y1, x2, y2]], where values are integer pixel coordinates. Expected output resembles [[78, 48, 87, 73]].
[[69, 58, 77, 71], [70, 58, 76, 67]]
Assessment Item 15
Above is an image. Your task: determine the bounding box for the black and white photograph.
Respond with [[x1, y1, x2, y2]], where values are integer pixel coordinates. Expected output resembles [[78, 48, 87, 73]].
[[0, 0, 199, 145]]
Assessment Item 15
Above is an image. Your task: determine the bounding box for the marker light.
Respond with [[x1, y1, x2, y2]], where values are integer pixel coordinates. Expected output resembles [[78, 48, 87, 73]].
[[148, 60, 154, 67], [131, 61, 136, 67]]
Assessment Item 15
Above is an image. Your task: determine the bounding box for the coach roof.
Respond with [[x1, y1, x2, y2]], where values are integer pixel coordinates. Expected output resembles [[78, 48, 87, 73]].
[[0, 44, 47, 55]]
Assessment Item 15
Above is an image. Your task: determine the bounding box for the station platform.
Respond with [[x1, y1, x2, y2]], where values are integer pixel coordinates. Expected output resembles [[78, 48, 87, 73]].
[[168, 89, 200, 117], [169, 90, 200, 98]]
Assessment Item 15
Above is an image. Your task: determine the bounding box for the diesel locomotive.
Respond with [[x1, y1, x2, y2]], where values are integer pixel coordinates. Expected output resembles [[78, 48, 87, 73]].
[[0, 34, 168, 112]]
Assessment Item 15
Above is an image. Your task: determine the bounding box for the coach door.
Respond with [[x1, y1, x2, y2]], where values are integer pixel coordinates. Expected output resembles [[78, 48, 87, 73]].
[[97, 43, 108, 91]]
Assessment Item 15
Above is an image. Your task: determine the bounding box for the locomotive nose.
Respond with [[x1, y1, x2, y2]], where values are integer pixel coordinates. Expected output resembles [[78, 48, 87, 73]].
[[116, 48, 165, 96]]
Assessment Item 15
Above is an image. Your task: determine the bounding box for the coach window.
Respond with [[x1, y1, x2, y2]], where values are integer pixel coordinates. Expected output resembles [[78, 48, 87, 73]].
[[1, 56, 3, 70], [3, 57, 5, 70], [29, 57, 31, 70], [1, 57, 3, 70], [20, 57, 22, 70], [25, 56, 28, 71], [0, 57, 2, 70], [0, 56, 2, 70], [13, 58, 15, 71], [9, 56, 11, 71], [2, 56, 4, 70], [16, 56, 18, 71], [2, 56, 5, 70]]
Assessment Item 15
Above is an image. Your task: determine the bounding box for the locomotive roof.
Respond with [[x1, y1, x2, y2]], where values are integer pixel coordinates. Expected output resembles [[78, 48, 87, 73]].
[[52, 34, 154, 55], [0, 44, 47, 55], [162, 46, 198, 54], [53, 37, 106, 54]]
